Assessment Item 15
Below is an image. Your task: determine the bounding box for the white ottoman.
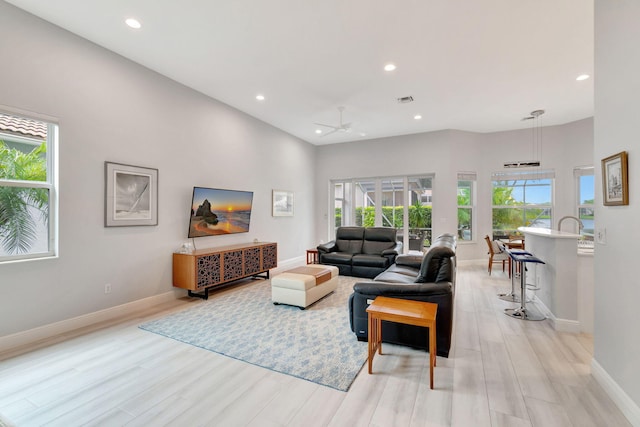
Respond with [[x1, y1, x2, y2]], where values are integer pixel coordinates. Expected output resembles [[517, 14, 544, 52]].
[[271, 264, 339, 309]]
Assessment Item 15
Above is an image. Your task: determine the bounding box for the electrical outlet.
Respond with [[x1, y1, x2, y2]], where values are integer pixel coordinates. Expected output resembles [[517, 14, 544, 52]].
[[104, 283, 112, 294], [596, 227, 607, 245]]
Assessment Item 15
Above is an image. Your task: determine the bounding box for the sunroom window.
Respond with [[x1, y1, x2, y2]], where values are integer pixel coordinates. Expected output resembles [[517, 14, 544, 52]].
[[330, 174, 433, 251]]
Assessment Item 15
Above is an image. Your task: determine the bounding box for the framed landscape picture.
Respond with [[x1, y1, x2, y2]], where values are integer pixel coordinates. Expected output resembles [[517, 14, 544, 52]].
[[105, 162, 158, 226], [601, 151, 628, 206], [272, 190, 294, 216]]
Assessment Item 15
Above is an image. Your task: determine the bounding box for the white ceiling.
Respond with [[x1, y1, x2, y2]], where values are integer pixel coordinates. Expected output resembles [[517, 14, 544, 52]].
[[6, 0, 594, 145]]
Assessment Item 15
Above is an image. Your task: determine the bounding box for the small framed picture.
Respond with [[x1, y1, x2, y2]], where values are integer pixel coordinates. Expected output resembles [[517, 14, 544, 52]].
[[272, 190, 294, 217], [105, 162, 158, 226], [601, 151, 629, 206]]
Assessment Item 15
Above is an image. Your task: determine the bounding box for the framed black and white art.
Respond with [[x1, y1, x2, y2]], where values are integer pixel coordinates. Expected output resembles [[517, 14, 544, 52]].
[[105, 162, 158, 226], [272, 190, 294, 217]]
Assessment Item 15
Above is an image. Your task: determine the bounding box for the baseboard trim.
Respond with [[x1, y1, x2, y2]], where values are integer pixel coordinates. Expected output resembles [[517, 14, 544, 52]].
[[1, 257, 307, 354], [0, 291, 178, 353], [592, 358, 640, 426], [273, 256, 306, 273], [552, 318, 581, 333], [531, 296, 581, 333]]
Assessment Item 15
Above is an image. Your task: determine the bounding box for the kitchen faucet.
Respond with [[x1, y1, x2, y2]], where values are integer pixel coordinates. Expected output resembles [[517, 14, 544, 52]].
[[557, 215, 584, 232]]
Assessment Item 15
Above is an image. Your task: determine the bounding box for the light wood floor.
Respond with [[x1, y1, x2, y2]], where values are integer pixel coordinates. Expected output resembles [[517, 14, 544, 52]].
[[0, 263, 632, 426]]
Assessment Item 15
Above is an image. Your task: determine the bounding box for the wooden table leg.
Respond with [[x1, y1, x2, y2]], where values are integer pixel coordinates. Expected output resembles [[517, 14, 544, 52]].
[[368, 314, 382, 374], [368, 313, 377, 374], [376, 317, 382, 355], [429, 323, 436, 389], [368, 313, 373, 374]]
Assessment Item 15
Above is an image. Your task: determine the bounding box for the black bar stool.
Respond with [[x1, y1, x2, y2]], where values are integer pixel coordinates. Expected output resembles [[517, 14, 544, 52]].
[[504, 252, 546, 321], [498, 249, 531, 302]]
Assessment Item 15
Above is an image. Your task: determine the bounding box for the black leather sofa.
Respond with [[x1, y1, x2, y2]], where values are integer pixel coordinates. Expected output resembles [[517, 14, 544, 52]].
[[317, 226, 402, 279], [348, 233, 456, 357]]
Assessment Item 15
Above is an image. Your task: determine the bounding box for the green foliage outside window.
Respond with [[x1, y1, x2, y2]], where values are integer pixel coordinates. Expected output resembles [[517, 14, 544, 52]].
[[491, 181, 552, 237], [335, 205, 432, 228], [457, 188, 471, 232], [0, 140, 48, 254], [335, 203, 432, 230]]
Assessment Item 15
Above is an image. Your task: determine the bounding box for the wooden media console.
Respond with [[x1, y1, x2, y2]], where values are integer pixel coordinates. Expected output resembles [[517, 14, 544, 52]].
[[172, 242, 277, 299]]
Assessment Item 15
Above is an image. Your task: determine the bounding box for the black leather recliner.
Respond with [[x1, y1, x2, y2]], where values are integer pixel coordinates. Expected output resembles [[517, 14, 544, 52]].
[[317, 226, 402, 279], [348, 233, 457, 357]]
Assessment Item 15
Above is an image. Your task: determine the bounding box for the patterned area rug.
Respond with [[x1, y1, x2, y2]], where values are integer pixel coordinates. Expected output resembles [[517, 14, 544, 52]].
[[139, 275, 367, 391]]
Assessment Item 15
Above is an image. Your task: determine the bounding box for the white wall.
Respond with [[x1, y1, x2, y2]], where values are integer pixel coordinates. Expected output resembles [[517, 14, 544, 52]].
[[314, 119, 593, 261], [0, 2, 315, 337], [313, 129, 468, 249], [3, 0, 637, 420], [594, 0, 640, 415]]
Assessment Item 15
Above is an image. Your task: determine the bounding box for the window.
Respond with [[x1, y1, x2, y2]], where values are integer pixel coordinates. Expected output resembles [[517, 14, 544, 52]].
[[491, 170, 554, 239], [354, 179, 376, 227], [575, 166, 594, 240], [0, 111, 58, 262], [333, 181, 352, 228], [457, 172, 475, 241], [380, 178, 404, 228], [330, 174, 433, 250], [406, 176, 433, 249]]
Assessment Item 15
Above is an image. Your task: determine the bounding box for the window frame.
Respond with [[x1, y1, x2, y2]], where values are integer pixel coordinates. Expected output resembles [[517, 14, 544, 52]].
[[0, 111, 58, 263], [329, 174, 434, 252], [575, 166, 595, 240], [491, 170, 555, 239], [457, 172, 476, 242]]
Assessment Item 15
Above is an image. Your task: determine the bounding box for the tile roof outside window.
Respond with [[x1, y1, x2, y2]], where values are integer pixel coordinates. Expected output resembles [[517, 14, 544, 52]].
[[0, 113, 47, 139]]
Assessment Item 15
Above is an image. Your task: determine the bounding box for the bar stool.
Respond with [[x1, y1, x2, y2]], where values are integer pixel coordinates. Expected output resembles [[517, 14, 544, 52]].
[[504, 252, 546, 321], [498, 249, 531, 303]]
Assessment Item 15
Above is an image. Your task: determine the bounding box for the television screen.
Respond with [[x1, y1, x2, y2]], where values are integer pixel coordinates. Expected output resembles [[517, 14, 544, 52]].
[[188, 187, 254, 238]]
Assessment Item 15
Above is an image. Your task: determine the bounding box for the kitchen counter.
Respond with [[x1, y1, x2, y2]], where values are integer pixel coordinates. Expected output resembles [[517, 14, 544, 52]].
[[518, 226, 581, 239], [518, 227, 584, 333]]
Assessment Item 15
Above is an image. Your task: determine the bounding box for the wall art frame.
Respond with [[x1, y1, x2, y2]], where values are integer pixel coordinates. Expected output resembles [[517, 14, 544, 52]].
[[601, 151, 629, 206], [272, 190, 294, 217], [105, 161, 158, 226]]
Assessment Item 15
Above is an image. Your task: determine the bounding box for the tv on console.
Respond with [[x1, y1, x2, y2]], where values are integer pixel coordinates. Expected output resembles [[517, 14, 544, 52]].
[[188, 187, 254, 238]]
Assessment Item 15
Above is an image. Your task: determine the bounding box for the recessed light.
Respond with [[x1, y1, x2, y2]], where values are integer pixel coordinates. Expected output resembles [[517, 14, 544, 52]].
[[315, 129, 322, 134], [125, 18, 141, 29], [414, 114, 422, 120], [255, 94, 265, 101], [576, 74, 590, 81], [359, 132, 367, 137], [384, 63, 396, 72]]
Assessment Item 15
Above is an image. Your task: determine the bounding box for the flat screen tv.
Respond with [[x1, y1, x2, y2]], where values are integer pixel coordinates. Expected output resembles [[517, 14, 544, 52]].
[[188, 187, 254, 238]]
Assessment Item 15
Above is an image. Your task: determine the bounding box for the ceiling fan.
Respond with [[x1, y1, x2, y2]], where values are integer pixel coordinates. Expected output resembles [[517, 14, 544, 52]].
[[314, 106, 352, 137]]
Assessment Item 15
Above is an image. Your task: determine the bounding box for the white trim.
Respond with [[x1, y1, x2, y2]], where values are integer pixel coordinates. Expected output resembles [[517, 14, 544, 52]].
[[0, 255, 306, 353], [0, 291, 178, 352], [551, 317, 581, 334], [272, 255, 306, 273], [0, 104, 59, 123], [592, 359, 640, 426], [492, 169, 555, 180], [531, 295, 581, 333]]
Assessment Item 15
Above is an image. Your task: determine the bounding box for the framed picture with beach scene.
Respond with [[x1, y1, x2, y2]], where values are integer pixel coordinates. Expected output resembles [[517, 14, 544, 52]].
[[601, 151, 628, 206], [105, 162, 158, 226]]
